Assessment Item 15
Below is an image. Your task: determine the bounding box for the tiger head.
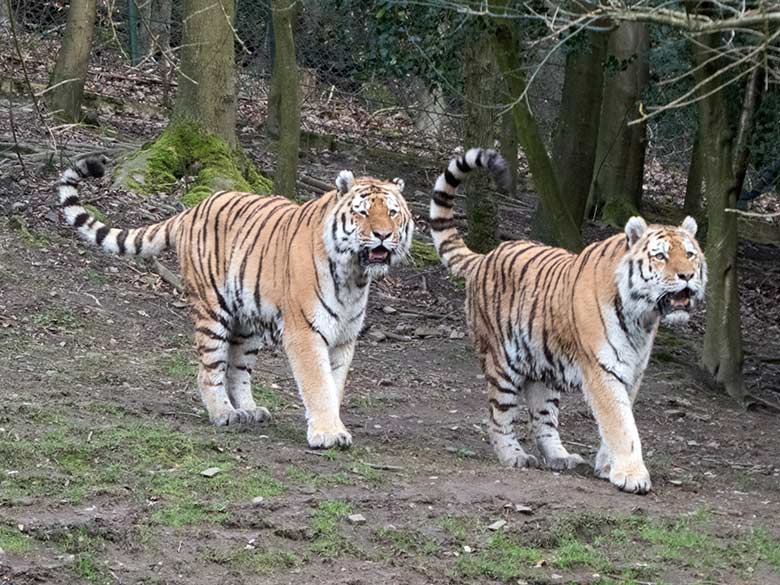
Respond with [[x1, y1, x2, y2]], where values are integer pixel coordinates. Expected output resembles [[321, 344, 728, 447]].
[[620, 216, 707, 326], [329, 170, 413, 278]]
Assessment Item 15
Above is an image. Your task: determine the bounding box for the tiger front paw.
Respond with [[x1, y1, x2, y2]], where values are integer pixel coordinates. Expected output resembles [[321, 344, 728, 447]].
[[495, 448, 539, 469], [307, 422, 352, 449], [609, 462, 652, 495], [544, 452, 588, 471], [212, 407, 271, 426]]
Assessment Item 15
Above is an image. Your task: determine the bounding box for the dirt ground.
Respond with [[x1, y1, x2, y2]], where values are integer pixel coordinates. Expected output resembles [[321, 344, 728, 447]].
[[1, 146, 779, 585]]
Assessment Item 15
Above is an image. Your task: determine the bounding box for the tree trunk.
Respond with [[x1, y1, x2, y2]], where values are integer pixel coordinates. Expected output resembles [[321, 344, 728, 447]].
[[684, 132, 704, 219], [47, 0, 97, 121], [697, 35, 747, 403], [463, 30, 499, 253], [493, 18, 582, 251], [270, 0, 300, 198], [174, 0, 237, 147], [499, 107, 518, 198], [150, 0, 173, 107], [551, 22, 607, 228], [589, 22, 649, 227]]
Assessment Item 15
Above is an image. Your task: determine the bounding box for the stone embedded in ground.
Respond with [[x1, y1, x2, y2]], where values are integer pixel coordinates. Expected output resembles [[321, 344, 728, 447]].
[[367, 329, 387, 342], [463, 545, 473, 553], [252, 496, 264, 505], [347, 514, 366, 525], [669, 479, 683, 486], [413, 326, 440, 338], [200, 467, 220, 478], [382, 306, 397, 314], [449, 329, 465, 339], [514, 504, 533, 514], [487, 519, 507, 531]]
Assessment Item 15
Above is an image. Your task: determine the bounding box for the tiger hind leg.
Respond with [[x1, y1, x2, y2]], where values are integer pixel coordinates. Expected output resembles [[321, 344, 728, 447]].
[[525, 381, 586, 471], [225, 334, 271, 424], [485, 363, 537, 468]]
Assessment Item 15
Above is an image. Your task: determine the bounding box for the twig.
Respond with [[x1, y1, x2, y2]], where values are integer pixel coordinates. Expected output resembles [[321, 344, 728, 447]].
[[725, 207, 780, 219], [5, 98, 27, 176]]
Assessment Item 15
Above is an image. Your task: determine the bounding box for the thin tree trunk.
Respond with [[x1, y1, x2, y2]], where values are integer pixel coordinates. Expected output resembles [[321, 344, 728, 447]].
[[684, 132, 704, 218], [697, 35, 748, 403], [270, 0, 300, 197], [463, 30, 499, 253], [136, 0, 153, 59], [150, 0, 172, 107], [589, 22, 649, 227], [174, 0, 237, 147], [492, 18, 581, 251], [499, 107, 518, 198], [47, 0, 97, 121], [551, 20, 607, 228]]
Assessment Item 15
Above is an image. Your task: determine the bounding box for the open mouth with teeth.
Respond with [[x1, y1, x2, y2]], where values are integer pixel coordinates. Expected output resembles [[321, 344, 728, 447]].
[[659, 288, 692, 314], [360, 246, 391, 266]]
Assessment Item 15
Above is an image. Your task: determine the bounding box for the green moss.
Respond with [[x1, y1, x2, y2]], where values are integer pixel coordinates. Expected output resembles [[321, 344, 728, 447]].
[[410, 239, 439, 268], [601, 198, 640, 229], [118, 121, 272, 206]]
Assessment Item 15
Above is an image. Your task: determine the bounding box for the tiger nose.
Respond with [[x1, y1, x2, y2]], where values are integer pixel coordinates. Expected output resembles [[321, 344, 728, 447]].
[[678, 272, 694, 282], [373, 229, 392, 241]]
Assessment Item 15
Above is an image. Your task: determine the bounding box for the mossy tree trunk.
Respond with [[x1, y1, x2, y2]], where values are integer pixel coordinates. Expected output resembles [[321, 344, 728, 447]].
[[463, 29, 499, 253], [174, 0, 237, 147], [589, 22, 649, 227], [684, 133, 704, 219], [492, 15, 582, 251], [499, 107, 518, 198], [47, 0, 97, 121], [551, 19, 607, 229], [697, 34, 751, 404], [116, 0, 272, 205], [270, 0, 300, 197]]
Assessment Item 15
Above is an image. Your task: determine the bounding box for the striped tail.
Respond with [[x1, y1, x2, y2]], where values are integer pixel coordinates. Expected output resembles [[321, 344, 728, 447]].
[[429, 148, 509, 277], [58, 157, 183, 258]]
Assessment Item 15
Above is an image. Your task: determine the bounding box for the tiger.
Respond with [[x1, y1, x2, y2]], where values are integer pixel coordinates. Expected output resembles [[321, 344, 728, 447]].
[[57, 157, 413, 449], [429, 147, 706, 494]]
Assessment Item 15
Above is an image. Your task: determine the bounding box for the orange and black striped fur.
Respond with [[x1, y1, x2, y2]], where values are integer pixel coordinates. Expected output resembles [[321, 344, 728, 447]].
[[58, 158, 413, 448], [430, 148, 706, 494]]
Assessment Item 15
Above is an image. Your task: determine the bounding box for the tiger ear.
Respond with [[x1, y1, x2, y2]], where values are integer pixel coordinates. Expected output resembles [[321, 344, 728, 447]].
[[391, 177, 405, 192], [336, 170, 354, 195], [624, 216, 647, 246], [681, 216, 697, 237]]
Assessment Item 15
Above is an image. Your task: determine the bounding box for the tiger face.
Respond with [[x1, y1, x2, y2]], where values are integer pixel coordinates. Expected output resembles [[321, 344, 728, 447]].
[[333, 170, 413, 278], [622, 216, 707, 325]]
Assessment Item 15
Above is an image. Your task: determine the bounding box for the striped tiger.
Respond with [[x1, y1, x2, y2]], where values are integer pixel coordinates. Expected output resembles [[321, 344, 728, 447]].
[[429, 148, 706, 494], [58, 157, 413, 449]]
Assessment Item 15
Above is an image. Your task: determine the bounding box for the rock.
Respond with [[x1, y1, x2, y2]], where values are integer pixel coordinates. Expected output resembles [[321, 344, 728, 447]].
[[463, 545, 473, 553], [11, 201, 27, 212], [413, 326, 440, 338], [514, 504, 533, 514], [367, 329, 387, 342], [347, 514, 366, 525], [449, 329, 465, 339], [669, 479, 683, 486], [664, 409, 686, 418], [252, 496, 265, 505], [487, 519, 507, 531], [200, 467, 220, 478], [382, 306, 397, 314]]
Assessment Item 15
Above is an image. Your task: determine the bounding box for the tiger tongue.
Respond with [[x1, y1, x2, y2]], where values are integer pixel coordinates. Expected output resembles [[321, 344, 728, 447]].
[[369, 248, 389, 262]]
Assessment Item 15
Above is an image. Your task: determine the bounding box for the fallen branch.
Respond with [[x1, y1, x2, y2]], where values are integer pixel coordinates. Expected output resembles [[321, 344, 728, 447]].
[[726, 207, 780, 220], [149, 257, 184, 293]]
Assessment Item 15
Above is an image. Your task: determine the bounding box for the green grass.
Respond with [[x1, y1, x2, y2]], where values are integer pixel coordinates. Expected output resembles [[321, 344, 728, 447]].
[[31, 307, 82, 331], [438, 515, 469, 543], [456, 532, 543, 580], [0, 416, 285, 524], [252, 384, 286, 411], [0, 524, 32, 553], [51, 528, 110, 584], [160, 351, 197, 380], [374, 527, 440, 557], [310, 500, 353, 557], [211, 547, 302, 573], [285, 465, 352, 488]]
